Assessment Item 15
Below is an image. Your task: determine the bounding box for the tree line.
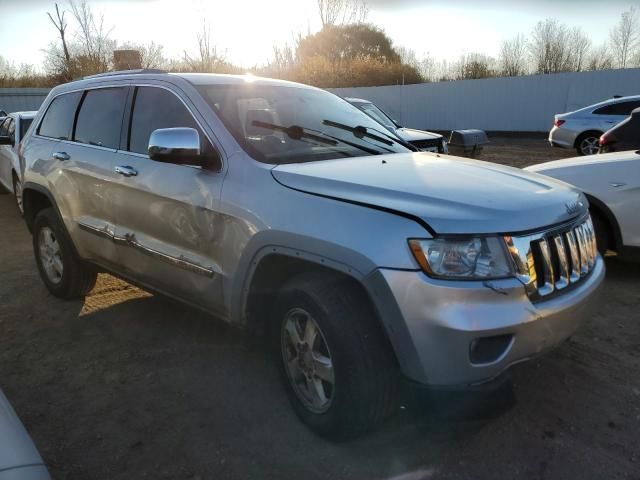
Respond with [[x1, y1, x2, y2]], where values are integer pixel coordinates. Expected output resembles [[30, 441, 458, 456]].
[[1, 0, 639, 89]]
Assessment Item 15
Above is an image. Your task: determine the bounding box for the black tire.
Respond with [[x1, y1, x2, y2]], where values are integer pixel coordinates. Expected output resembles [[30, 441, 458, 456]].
[[33, 207, 97, 299], [12, 173, 23, 216], [273, 272, 398, 440], [590, 209, 611, 255], [575, 131, 602, 156]]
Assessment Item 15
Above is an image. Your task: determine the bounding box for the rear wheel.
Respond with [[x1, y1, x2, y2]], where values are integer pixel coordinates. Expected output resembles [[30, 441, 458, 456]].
[[273, 272, 398, 440], [575, 132, 602, 156], [33, 207, 97, 299]]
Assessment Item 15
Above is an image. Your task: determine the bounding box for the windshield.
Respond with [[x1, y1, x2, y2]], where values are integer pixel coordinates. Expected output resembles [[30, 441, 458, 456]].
[[197, 84, 411, 164], [356, 102, 397, 131]]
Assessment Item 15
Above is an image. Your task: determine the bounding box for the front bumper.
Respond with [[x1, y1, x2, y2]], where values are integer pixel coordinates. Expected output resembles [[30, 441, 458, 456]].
[[374, 255, 605, 387]]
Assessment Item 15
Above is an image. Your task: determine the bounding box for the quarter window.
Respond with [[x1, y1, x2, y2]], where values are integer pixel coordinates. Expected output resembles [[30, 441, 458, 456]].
[[74, 88, 128, 149], [128, 86, 209, 155], [38, 91, 82, 140]]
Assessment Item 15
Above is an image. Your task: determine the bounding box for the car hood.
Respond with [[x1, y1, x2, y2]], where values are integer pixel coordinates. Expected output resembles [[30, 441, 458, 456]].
[[526, 150, 640, 173], [395, 127, 442, 142], [272, 153, 587, 234]]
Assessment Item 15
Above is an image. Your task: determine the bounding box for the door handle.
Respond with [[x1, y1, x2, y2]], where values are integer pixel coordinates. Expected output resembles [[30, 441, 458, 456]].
[[52, 151, 70, 161], [115, 165, 138, 177]]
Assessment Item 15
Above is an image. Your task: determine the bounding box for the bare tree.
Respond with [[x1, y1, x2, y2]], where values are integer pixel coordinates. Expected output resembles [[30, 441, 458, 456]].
[[183, 20, 227, 72], [47, 3, 71, 77], [567, 27, 591, 72], [529, 19, 572, 74], [609, 7, 640, 68], [454, 53, 496, 80], [69, 0, 115, 73], [317, 0, 368, 27], [586, 43, 614, 71], [499, 34, 528, 76]]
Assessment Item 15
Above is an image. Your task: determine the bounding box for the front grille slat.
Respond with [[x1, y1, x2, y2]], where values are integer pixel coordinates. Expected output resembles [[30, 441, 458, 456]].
[[553, 235, 570, 289], [505, 215, 597, 301]]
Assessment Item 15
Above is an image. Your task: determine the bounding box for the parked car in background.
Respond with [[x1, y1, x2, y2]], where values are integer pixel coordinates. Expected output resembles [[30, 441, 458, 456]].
[[526, 152, 640, 260], [0, 388, 50, 480], [20, 71, 604, 439], [345, 97, 448, 153], [599, 107, 640, 153], [549, 95, 640, 156], [0, 111, 37, 214]]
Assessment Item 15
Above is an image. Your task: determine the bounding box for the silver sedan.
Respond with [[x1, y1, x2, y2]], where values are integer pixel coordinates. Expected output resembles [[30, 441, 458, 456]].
[[548, 95, 640, 156]]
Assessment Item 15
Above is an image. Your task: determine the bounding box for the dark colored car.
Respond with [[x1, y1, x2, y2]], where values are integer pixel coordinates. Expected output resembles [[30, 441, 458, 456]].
[[599, 107, 640, 153], [345, 97, 448, 153]]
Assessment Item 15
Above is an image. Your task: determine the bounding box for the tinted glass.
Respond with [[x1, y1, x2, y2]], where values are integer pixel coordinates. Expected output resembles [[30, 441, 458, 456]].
[[129, 87, 204, 155], [197, 85, 410, 164], [0, 118, 8, 137], [7, 118, 15, 143], [74, 88, 127, 149], [20, 118, 33, 139], [38, 91, 82, 140], [594, 100, 640, 116], [357, 102, 397, 131]]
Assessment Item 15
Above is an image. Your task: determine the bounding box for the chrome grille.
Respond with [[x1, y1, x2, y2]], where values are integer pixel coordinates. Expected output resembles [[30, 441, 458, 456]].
[[504, 216, 598, 301]]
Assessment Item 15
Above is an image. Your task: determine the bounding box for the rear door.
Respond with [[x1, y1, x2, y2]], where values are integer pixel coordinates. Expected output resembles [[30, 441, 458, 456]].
[[110, 84, 226, 314], [0, 117, 14, 191], [44, 86, 129, 267], [592, 100, 640, 131]]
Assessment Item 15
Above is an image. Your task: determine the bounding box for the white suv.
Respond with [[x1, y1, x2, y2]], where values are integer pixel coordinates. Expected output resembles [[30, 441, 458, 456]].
[[549, 95, 640, 156]]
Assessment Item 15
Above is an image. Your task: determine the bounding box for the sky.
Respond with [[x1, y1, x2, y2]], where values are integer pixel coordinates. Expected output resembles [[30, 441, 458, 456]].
[[0, 0, 637, 71]]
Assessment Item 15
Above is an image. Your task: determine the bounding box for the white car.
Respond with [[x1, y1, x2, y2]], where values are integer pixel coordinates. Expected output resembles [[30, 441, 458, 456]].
[[549, 95, 640, 156], [526, 152, 640, 260], [0, 111, 37, 214]]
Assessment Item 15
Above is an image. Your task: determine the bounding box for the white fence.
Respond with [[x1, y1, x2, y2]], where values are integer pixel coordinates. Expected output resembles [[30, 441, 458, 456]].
[[0, 88, 50, 113], [331, 68, 640, 133]]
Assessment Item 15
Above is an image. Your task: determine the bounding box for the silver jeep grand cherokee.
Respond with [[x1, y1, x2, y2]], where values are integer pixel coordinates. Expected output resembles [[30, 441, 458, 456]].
[[20, 71, 604, 439]]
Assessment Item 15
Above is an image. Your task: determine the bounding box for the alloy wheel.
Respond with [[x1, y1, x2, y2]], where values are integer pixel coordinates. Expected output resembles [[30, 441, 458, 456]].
[[580, 136, 599, 155], [281, 307, 335, 413], [38, 226, 64, 284]]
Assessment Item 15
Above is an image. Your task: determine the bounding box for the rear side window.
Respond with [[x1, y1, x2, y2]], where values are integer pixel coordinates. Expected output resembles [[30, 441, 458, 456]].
[[38, 91, 82, 140], [593, 100, 640, 116], [74, 88, 128, 149], [128, 86, 206, 155], [0, 118, 9, 137], [7, 118, 15, 144]]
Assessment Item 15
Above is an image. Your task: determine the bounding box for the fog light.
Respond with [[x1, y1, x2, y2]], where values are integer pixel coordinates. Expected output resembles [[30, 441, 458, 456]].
[[469, 335, 513, 365]]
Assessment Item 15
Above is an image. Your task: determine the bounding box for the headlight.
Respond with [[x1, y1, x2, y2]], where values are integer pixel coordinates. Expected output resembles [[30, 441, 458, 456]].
[[408, 237, 513, 279]]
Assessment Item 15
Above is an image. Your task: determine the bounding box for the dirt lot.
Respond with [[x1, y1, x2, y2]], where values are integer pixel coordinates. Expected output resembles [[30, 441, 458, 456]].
[[1, 137, 639, 480]]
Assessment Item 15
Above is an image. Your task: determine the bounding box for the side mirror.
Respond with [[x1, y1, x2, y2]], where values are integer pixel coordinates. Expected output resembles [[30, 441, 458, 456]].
[[0, 136, 12, 146], [148, 127, 201, 165]]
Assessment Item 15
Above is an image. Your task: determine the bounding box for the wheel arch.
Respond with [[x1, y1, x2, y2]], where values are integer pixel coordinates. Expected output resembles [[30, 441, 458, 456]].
[[573, 129, 603, 148], [22, 182, 64, 234], [586, 193, 623, 252]]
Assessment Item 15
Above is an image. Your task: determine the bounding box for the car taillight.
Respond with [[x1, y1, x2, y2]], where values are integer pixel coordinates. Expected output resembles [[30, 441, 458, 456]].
[[599, 134, 607, 145], [554, 119, 565, 127]]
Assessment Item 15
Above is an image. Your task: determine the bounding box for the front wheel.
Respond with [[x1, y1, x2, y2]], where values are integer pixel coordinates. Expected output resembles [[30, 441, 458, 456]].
[[273, 272, 398, 440], [13, 174, 23, 216], [33, 207, 97, 299]]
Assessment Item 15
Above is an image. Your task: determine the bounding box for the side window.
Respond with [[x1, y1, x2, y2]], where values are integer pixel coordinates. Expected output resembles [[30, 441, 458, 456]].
[[20, 118, 33, 140], [7, 118, 15, 144], [38, 91, 82, 140], [74, 88, 128, 149], [594, 101, 640, 116], [0, 118, 8, 137], [128, 86, 210, 155]]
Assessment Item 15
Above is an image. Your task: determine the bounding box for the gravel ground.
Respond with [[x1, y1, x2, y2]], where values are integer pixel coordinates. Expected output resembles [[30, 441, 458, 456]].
[[0, 137, 639, 480]]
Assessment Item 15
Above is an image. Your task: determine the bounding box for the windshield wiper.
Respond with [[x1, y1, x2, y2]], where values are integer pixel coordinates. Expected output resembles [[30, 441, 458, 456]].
[[322, 119, 418, 152], [252, 121, 382, 156]]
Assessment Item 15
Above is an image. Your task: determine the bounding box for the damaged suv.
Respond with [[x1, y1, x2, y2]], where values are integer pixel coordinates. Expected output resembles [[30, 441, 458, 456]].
[[20, 71, 604, 439]]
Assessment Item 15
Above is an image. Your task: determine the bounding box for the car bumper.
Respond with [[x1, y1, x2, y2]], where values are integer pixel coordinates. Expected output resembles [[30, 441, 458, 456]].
[[376, 255, 605, 387], [548, 126, 577, 149]]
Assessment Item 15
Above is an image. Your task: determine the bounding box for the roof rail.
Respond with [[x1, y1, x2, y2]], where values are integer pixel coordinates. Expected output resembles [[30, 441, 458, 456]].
[[82, 69, 167, 80]]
